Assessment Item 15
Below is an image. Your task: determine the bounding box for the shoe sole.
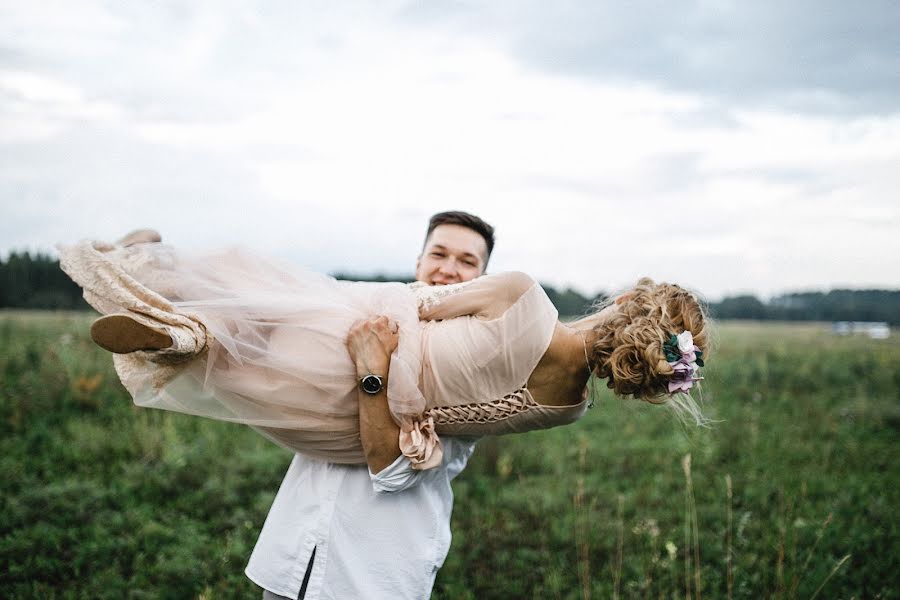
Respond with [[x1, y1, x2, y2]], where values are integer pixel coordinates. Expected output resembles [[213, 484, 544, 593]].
[[91, 314, 173, 354]]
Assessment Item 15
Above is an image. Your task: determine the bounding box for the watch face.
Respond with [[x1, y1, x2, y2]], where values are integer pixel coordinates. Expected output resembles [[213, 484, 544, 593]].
[[361, 374, 383, 394]]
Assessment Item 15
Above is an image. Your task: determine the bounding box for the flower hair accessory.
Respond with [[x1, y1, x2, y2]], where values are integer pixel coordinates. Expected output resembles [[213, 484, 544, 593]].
[[663, 331, 704, 394]]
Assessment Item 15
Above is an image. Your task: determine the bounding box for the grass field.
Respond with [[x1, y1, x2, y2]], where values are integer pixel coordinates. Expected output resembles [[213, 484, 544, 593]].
[[1, 311, 897, 599]]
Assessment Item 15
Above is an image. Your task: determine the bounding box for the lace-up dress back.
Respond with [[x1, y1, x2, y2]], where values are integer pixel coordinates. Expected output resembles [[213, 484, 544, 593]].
[[415, 277, 588, 436]]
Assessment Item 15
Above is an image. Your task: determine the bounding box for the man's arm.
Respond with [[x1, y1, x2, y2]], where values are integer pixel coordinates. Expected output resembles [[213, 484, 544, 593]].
[[347, 316, 477, 489], [346, 316, 402, 474]]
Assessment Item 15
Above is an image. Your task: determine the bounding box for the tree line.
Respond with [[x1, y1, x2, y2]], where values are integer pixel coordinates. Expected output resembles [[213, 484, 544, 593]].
[[3, 252, 899, 324], [0, 251, 88, 310]]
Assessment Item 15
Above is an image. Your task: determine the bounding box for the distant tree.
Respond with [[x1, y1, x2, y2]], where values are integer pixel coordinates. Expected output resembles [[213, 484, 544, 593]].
[[0, 251, 87, 310], [542, 285, 601, 318], [332, 272, 415, 284], [710, 295, 768, 320], [710, 290, 900, 325]]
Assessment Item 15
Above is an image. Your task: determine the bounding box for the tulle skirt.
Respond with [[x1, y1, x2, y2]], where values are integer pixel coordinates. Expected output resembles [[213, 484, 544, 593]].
[[58, 240, 441, 467]]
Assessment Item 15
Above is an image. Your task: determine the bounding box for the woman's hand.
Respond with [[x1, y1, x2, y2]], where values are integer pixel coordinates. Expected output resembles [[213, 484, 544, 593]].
[[346, 316, 399, 375]]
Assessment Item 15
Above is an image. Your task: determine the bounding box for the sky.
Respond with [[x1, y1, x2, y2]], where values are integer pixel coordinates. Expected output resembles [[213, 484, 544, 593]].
[[1, 0, 898, 301]]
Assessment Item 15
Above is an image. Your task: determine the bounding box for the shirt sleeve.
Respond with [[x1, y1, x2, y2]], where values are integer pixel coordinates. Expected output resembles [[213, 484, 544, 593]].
[[369, 436, 478, 493]]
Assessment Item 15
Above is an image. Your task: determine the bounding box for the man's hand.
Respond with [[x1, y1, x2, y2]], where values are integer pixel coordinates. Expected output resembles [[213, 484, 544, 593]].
[[346, 316, 399, 376], [347, 316, 402, 474]]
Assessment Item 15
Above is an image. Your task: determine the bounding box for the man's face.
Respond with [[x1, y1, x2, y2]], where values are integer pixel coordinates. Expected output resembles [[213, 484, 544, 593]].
[[415, 224, 488, 286]]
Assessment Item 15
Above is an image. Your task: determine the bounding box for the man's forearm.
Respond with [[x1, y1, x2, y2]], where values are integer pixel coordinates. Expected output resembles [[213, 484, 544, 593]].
[[346, 317, 404, 474], [357, 366, 402, 474]]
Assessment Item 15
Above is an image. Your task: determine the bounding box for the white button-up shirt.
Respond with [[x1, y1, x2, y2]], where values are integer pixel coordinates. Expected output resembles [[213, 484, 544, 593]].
[[245, 437, 476, 600]]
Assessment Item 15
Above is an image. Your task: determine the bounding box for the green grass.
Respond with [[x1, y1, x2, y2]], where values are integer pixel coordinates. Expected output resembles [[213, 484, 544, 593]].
[[1, 312, 897, 599]]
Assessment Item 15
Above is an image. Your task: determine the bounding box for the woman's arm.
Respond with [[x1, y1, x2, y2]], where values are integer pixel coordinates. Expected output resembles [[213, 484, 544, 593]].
[[418, 271, 537, 321]]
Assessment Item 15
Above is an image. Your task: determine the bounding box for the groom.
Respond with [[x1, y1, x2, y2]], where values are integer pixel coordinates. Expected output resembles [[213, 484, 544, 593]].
[[246, 211, 495, 599]]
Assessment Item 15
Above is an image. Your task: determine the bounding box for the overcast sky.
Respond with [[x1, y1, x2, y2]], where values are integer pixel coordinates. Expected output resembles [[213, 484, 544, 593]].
[[2, 0, 898, 300]]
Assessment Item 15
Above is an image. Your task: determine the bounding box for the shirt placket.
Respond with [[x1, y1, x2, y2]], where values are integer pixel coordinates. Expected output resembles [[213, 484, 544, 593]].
[[300, 464, 345, 600]]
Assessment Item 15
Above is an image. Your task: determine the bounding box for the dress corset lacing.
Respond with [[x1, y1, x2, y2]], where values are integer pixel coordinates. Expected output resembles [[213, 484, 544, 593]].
[[426, 387, 535, 425]]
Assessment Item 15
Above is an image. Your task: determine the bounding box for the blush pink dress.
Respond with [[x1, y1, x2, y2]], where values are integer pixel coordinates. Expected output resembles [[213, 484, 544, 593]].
[[59, 240, 588, 470]]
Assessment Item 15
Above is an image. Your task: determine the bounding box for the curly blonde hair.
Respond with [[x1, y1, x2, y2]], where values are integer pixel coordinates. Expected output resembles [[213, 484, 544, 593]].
[[590, 277, 710, 421]]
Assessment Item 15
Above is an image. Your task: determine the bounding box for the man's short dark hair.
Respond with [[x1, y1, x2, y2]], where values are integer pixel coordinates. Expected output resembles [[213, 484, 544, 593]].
[[425, 211, 496, 261]]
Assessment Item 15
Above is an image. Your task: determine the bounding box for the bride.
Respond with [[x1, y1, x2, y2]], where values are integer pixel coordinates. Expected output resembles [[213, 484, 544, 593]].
[[59, 233, 709, 470]]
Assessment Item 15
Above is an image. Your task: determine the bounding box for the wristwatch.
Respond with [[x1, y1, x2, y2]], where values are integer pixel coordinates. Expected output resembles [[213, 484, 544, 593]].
[[359, 374, 384, 395]]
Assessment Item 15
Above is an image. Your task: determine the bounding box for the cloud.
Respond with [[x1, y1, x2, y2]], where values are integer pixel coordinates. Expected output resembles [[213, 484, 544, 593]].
[[400, 0, 900, 116], [0, 121, 267, 249], [0, 1, 898, 300]]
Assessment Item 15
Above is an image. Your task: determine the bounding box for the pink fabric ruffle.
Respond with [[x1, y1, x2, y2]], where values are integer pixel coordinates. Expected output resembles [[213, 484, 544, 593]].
[[399, 416, 443, 470]]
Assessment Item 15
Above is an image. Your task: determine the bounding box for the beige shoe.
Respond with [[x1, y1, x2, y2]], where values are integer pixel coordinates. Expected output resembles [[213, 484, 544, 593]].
[[90, 314, 173, 354], [115, 229, 162, 247]]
